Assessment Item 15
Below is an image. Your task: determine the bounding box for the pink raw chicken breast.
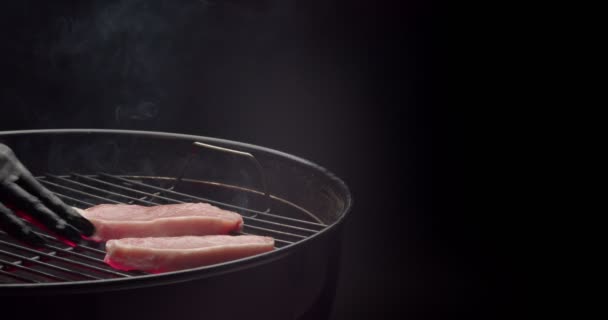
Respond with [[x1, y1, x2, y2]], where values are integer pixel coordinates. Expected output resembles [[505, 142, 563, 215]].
[[105, 235, 275, 272], [78, 203, 244, 241]]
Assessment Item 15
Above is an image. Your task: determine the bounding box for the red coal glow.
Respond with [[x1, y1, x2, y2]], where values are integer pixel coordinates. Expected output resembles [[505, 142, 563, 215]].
[[14, 209, 77, 247]]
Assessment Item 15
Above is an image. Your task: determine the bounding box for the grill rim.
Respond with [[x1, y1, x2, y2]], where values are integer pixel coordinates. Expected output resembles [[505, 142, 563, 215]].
[[0, 129, 352, 295]]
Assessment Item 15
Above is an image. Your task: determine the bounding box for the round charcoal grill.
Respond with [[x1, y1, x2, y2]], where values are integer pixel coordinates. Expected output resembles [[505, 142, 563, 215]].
[[0, 129, 351, 320]]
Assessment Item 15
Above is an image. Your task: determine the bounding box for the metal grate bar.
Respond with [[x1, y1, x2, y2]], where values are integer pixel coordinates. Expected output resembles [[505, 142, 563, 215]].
[[237, 231, 294, 245], [0, 238, 126, 278], [69, 174, 321, 233], [0, 267, 36, 283], [0, 256, 69, 281], [104, 172, 328, 226], [30, 231, 107, 256], [98, 173, 327, 227], [23, 231, 145, 276], [39, 180, 123, 204], [243, 216, 320, 234], [47, 175, 317, 239], [47, 174, 158, 206], [36, 188, 300, 247], [46, 245, 104, 263], [243, 225, 307, 240], [242, 208, 326, 227], [29, 230, 146, 275], [69, 173, 165, 204], [0, 244, 101, 280], [55, 193, 95, 207], [73, 173, 327, 228], [1, 170, 326, 284], [42, 244, 136, 276]]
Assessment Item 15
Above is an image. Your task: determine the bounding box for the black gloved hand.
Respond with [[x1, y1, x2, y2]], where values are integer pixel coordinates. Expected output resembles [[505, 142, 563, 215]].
[[0, 143, 95, 246]]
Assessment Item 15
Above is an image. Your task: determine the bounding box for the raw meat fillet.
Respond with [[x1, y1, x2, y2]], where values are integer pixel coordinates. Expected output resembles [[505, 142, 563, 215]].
[[77, 203, 243, 241], [105, 235, 275, 272]]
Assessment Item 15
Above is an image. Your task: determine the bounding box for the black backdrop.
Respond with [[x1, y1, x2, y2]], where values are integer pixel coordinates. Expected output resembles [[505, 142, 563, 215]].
[[0, 0, 515, 318]]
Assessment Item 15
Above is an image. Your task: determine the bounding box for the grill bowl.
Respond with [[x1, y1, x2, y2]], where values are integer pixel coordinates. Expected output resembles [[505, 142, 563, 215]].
[[0, 129, 351, 320]]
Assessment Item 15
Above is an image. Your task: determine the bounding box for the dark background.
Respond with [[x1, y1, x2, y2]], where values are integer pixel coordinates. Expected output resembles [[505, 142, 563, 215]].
[[0, 0, 516, 318]]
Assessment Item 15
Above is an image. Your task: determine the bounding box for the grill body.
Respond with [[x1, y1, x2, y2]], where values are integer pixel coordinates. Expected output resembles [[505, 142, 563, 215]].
[[0, 129, 351, 320]]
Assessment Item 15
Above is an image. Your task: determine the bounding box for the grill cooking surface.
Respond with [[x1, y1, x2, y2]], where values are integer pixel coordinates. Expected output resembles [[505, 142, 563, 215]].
[[0, 173, 326, 284]]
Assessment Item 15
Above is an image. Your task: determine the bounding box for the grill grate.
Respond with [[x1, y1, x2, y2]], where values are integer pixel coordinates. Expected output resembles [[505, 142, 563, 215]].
[[0, 173, 326, 284]]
